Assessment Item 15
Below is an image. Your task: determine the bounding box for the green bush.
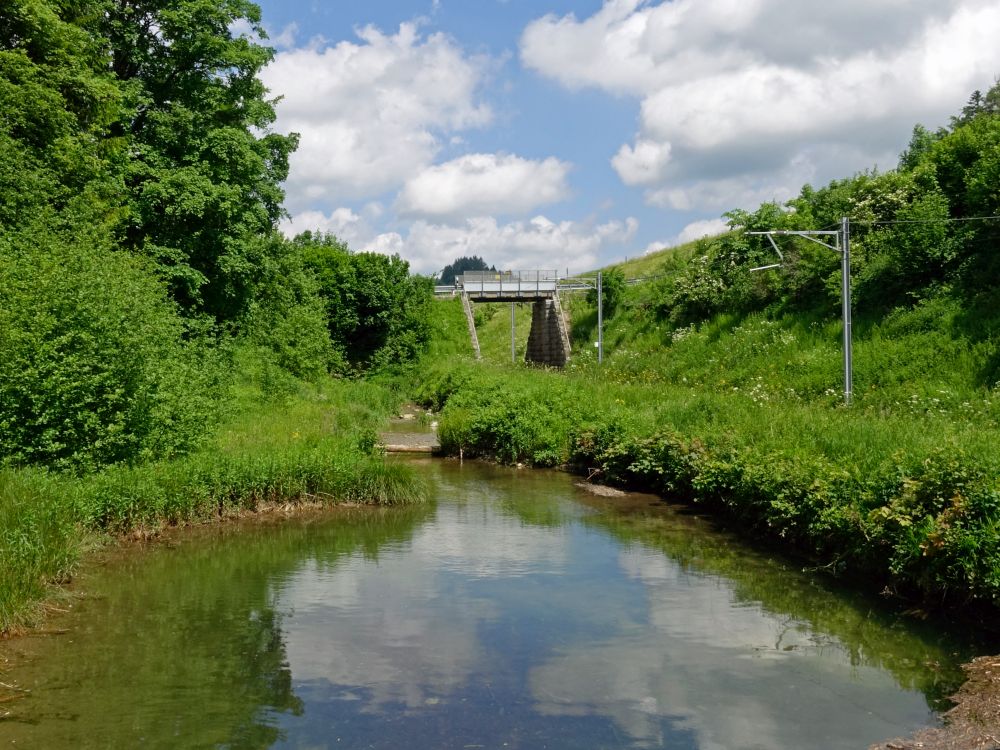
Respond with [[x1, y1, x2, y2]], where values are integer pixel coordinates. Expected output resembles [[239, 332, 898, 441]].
[[0, 227, 223, 471], [238, 234, 337, 380], [295, 232, 433, 372]]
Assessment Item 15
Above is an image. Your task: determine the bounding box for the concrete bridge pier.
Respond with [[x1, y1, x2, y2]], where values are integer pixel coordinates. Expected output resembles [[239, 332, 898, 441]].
[[525, 295, 571, 367]]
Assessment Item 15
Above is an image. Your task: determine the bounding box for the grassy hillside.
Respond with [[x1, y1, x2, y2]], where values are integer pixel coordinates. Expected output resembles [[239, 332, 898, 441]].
[[417, 274, 1000, 612]]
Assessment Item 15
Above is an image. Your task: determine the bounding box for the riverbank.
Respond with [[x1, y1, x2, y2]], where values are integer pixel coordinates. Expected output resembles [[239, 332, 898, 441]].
[[413, 358, 1000, 616], [872, 656, 1000, 749], [408, 359, 1000, 745], [0, 377, 427, 635]]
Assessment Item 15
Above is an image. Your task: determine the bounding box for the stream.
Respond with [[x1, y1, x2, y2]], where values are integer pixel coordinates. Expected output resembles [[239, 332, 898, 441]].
[[0, 457, 990, 749]]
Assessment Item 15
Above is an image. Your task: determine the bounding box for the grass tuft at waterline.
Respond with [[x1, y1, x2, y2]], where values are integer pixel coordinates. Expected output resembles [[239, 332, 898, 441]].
[[0, 377, 425, 634]]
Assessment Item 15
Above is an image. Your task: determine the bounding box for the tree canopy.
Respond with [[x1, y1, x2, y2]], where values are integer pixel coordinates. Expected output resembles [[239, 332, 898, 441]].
[[294, 232, 433, 372], [438, 256, 495, 286], [0, 1, 431, 470], [102, 0, 298, 323]]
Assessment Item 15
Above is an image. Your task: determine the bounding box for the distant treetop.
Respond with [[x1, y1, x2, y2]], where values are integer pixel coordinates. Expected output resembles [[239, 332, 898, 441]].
[[438, 256, 495, 285]]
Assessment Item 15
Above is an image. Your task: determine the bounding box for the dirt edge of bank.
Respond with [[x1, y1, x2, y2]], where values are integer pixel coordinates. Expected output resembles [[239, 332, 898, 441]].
[[872, 656, 1000, 750]]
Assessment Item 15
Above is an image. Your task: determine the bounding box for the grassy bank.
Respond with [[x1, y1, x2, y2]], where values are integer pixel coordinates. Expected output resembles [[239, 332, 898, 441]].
[[0, 375, 425, 634], [414, 274, 1000, 614]]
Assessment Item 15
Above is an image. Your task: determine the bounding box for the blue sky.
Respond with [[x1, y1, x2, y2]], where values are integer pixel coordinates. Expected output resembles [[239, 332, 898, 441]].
[[250, 0, 1000, 275]]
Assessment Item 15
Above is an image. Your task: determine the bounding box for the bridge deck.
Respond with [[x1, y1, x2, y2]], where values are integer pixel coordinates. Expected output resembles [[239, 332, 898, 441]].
[[457, 271, 560, 302]]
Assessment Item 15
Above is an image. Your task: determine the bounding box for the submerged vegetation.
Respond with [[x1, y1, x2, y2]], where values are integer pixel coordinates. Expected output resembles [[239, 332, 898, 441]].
[[416, 83, 1000, 615]]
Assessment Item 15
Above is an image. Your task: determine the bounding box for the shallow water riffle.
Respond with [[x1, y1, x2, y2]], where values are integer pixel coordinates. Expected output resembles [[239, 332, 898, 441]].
[[0, 459, 991, 749]]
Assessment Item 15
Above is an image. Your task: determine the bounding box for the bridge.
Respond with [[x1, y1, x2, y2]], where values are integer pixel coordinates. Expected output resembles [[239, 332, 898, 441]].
[[451, 271, 573, 367]]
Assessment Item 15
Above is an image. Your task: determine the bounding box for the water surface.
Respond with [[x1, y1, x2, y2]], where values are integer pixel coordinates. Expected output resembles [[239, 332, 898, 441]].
[[0, 460, 984, 749]]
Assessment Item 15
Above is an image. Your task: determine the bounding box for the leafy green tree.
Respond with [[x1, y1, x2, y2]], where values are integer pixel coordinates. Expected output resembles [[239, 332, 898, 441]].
[[294, 233, 433, 371], [898, 124, 945, 171], [950, 80, 1000, 128], [0, 0, 122, 231], [238, 234, 336, 380], [438, 256, 495, 285], [1, 1, 225, 471], [587, 268, 626, 318], [923, 112, 1000, 291], [101, 0, 298, 323]]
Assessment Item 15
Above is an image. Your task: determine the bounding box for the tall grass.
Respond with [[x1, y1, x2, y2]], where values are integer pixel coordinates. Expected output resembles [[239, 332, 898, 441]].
[[0, 470, 78, 630], [0, 376, 425, 633]]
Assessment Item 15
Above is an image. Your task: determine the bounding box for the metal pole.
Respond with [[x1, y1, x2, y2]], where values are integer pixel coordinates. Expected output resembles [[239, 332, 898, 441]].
[[597, 270, 603, 364], [511, 302, 516, 363], [841, 217, 853, 405]]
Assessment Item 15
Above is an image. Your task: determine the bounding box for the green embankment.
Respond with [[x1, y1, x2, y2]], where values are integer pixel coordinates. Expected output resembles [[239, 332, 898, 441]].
[[416, 255, 1000, 613], [1, 2, 443, 635], [0, 374, 424, 633]]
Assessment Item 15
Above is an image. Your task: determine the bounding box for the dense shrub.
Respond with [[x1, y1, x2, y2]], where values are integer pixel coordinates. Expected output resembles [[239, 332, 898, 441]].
[[238, 234, 336, 380], [0, 227, 222, 471], [295, 231, 433, 371]]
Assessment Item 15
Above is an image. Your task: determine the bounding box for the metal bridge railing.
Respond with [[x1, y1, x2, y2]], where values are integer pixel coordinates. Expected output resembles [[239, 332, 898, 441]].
[[457, 270, 559, 296]]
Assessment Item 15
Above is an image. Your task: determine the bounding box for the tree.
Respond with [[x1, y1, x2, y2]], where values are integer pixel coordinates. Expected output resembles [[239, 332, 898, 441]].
[[438, 255, 495, 285], [898, 124, 944, 171], [951, 80, 1000, 128], [295, 233, 433, 371], [587, 268, 626, 318], [0, 0, 122, 231], [101, 0, 298, 323]]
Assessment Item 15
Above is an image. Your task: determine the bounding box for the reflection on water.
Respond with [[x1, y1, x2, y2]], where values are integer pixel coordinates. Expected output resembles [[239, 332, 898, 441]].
[[0, 460, 987, 749]]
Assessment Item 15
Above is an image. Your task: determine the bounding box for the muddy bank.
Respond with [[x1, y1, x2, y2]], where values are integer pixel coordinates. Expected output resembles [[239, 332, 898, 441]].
[[873, 657, 1000, 749]]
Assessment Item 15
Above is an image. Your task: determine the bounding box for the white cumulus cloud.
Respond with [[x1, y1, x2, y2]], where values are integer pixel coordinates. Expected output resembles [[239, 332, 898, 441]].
[[612, 139, 671, 186], [282, 207, 368, 246], [522, 0, 1000, 211], [282, 209, 637, 276], [261, 22, 493, 212], [673, 217, 729, 245], [396, 153, 572, 220], [398, 215, 638, 274]]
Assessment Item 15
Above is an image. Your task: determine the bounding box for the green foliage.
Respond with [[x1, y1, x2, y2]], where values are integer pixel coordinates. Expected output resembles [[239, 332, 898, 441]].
[[655, 253, 729, 325], [653, 90, 1000, 326], [294, 232, 433, 372], [0, 223, 224, 471], [586, 267, 626, 319], [0, 468, 78, 630], [237, 234, 336, 380], [418, 358, 1000, 609], [898, 124, 945, 171], [438, 255, 495, 285], [950, 80, 1000, 128], [0, 377, 426, 632], [102, 0, 299, 323], [2, 0, 300, 325], [0, 0, 122, 231]]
